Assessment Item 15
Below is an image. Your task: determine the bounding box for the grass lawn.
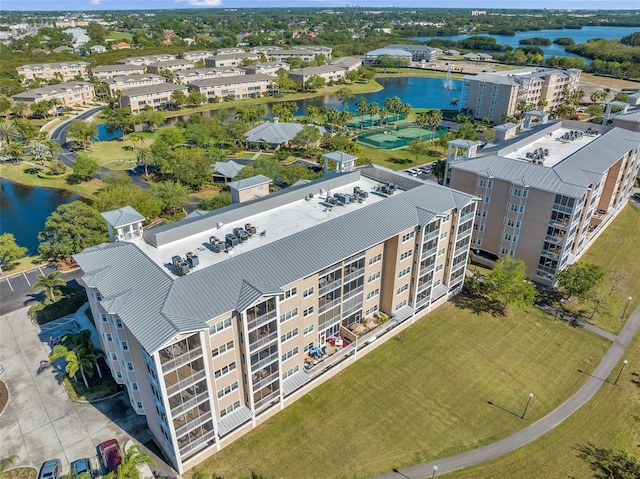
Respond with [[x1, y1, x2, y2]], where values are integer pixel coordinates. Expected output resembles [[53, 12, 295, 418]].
[[197, 302, 609, 479], [561, 205, 640, 334], [107, 31, 133, 41], [189, 185, 223, 202], [0, 162, 102, 198], [90, 133, 157, 167], [359, 141, 444, 170], [237, 152, 257, 159], [0, 255, 47, 276]]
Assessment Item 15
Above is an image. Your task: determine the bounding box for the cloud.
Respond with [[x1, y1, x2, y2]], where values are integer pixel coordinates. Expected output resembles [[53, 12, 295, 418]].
[[175, 0, 223, 5], [89, 0, 102, 4]]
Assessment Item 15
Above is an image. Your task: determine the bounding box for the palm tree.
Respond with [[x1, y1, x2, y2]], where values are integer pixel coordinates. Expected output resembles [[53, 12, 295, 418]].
[[0, 120, 18, 145], [32, 271, 66, 302], [0, 455, 19, 474], [399, 103, 412, 125], [327, 107, 339, 133], [431, 159, 447, 182], [30, 141, 51, 167], [450, 98, 459, 108], [415, 111, 429, 140], [367, 102, 379, 128], [49, 345, 95, 389], [2, 141, 24, 162], [356, 97, 367, 130], [426, 109, 443, 142], [65, 330, 104, 379], [136, 147, 154, 176], [379, 107, 388, 127], [111, 445, 155, 479]]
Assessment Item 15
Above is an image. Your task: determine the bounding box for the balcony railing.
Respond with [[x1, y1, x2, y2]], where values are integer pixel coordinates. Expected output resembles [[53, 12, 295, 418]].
[[544, 234, 565, 244], [251, 352, 278, 371], [247, 310, 277, 332], [319, 279, 341, 296], [552, 203, 574, 214], [252, 371, 279, 391], [343, 269, 365, 284], [165, 368, 207, 397], [170, 390, 210, 417], [319, 297, 341, 314], [254, 391, 280, 412], [422, 230, 440, 242], [174, 410, 212, 439], [343, 285, 364, 301], [179, 428, 216, 458], [249, 331, 278, 352], [161, 346, 203, 373]]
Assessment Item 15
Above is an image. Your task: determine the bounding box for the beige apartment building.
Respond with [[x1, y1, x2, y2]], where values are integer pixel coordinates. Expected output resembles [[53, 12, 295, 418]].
[[205, 52, 260, 68], [242, 62, 289, 76], [74, 167, 478, 473], [447, 120, 640, 285], [182, 50, 216, 62], [103, 74, 167, 96], [12, 81, 95, 108], [288, 64, 347, 86], [460, 67, 582, 123], [91, 64, 145, 80], [116, 54, 178, 66], [189, 74, 274, 101], [146, 59, 195, 75], [17, 61, 90, 83], [120, 83, 189, 114], [174, 68, 245, 85]]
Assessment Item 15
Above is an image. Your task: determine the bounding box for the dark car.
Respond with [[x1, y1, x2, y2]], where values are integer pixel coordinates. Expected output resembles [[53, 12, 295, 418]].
[[69, 458, 93, 478], [49, 327, 82, 346], [98, 439, 122, 473], [38, 460, 61, 479]]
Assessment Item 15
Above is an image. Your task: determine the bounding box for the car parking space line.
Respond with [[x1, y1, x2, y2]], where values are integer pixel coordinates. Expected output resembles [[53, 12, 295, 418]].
[[4, 277, 14, 292], [23, 272, 31, 286]]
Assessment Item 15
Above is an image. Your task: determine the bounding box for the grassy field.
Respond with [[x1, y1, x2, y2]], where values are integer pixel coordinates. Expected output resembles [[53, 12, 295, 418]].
[[560, 205, 640, 334], [197, 302, 609, 479], [359, 141, 444, 170], [90, 132, 157, 167], [0, 162, 102, 198], [0, 255, 47, 276], [107, 31, 133, 41]]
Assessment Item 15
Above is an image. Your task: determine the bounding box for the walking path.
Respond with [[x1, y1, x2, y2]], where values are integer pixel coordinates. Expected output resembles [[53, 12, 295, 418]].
[[375, 304, 640, 479]]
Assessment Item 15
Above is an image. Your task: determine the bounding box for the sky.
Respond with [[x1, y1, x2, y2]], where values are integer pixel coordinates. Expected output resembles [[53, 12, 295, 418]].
[[3, 0, 640, 11]]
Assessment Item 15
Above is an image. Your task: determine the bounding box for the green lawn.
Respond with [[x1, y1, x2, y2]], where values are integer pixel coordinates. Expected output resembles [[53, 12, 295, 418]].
[[107, 31, 133, 41], [90, 132, 157, 167], [359, 141, 444, 170], [198, 302, 609, 479], [0, 255, 47, 275], [0, 162, 102, 198], [561, 205, 640, 334]]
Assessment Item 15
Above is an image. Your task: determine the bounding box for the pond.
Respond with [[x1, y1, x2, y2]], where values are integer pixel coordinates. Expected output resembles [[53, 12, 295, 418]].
[[409, 25, 640, 62], [93, 123, 122, 141], [0, 177, 83, 255]]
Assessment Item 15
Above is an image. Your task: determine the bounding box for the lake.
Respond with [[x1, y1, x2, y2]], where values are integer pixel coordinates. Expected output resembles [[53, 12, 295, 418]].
[[167, 76, 463, 126], [409, 25, 640, 61], [0, 178, 83, 255]]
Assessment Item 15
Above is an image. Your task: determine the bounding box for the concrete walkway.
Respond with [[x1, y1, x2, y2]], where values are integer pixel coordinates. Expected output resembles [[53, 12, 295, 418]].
[[376, 304, 640, 479]]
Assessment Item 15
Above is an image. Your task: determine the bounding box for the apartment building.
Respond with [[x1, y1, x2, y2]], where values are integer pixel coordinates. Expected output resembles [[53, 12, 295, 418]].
[[447, 120, 640, 285], [74, 167, 478, 473], [12, 81, 95, 108], [205, 52, 260, 68], [147, 60, 195, 75], [386, 44, 439, 62], [242, 62, 289, 76], [460, 67, 582, 122], [103, 74, 166, 96], [16, 61, 90, 83], [363, 48, 413, 67], [265, 49, 318, 62], [288, 64, 347, 86], [116, 54, 179, 66], [182, 50, 216, 62], [190, 74, 274, 101], [174, 68, 245, 85], [120, 83, 189, 114], [91, 64, 145, 81]]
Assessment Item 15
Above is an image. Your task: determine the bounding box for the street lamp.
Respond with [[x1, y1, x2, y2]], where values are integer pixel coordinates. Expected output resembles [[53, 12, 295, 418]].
[[613, 359, 628, 386], [431, 465, 438, 479], [621, 296, 632, 320], [555, 298, 565, 321], [521, 392, 534, 419]]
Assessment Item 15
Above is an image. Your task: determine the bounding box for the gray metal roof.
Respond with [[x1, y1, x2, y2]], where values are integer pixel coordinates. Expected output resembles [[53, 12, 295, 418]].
[[121, 83, 187, 97], [392, 305, 414, 323], [147, 59, 195, 68], [289, 65, 347, 76], [104, 74, 165, 84], [100, 206, 145, 228], [217, 406, 253, 437], [322, 151, 358, 164], [190, 74, 273, 88], [282, 370, 311, 396], [92, 64, 142, 72], [214, 160, 246, 179], [365, 48, 413, 57], [243, 121, 324, 145], [236, 280, 283, 312], [227, 174, 272, 191]]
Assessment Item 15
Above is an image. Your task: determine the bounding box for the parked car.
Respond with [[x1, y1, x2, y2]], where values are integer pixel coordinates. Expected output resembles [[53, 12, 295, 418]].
[[70, 458, 93, 478], [98, 439, 122, 473], [49, 327, 82, 346], [38, 460, 61, 479]]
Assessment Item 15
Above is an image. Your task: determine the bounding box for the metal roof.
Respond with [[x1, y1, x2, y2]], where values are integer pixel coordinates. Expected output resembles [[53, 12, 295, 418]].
[[217, 406, 253, 437], [190, 74, 273, 88], [214, 160, 246, 179], [243, 121, 324, 146], [227, 174, 272, 191], [289, 65, 347, 76], [92, 64, 142, 72], [365, 48, 413, 57], [100, 206, 145, 228], [322, 151, 358, 164], [236, 280, 283, 312], [121, 83, 187, 97]]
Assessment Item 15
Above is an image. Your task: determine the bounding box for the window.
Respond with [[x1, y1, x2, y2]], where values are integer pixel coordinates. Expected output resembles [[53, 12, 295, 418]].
[[400, 250, 412, 261], [437, 248, 445, 257], [402, 231, 415, 243], [365, 305, 379, 316], [212, 340, 234, 358], [283, 365, 300, 380], [367, 271, 381, 283], [303, 342, 314, 353], [398, 267, 411, 279], [280, 286, 298, 301], [136, 401, 143, 410], [100, 314, 108, 323], [436, 264, 443, 272], [440, 231, 448, 240], [395, 300, 407, 311], [303, 324, 314, 335], [220, 401, 241, 418], [121, 341, 129, 351], [116, 371, 122, 379], [127, 362, 134, 371], [215, 361, 237, 379], [281, 346, 299, 362], [111, 353, 117, 361], [131, 382, 138, 391], [217, 382, 239, 399], [484, 196, 490, 203], [209, 317, 232, 336], [366, 288, 380, 300], [281, 328, 299, 342], [303, 287, 314, 298], [280, 307, 298, 323], [303, 306, 314, 318], [368, 253, 382, 266], [396, 284, 409, 295], [503, 233, 512, 241], [94, 290, 102, 301], [106, 333, 113, 342]]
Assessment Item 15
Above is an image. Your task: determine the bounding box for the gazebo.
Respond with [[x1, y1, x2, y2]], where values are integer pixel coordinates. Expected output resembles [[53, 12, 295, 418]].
[[322, 151, 358, 175]]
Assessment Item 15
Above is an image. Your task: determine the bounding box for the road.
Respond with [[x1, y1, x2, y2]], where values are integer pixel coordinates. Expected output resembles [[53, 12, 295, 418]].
[[49, 107, 149, 189], [375, 303, 640, 479]]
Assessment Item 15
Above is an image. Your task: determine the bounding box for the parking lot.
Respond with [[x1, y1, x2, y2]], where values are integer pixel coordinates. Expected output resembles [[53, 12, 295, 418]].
[[0, 306, 152, 474]]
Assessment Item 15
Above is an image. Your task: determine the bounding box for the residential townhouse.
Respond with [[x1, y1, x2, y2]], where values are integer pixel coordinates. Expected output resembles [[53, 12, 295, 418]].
[[147, 59, 196, 75], [91, 64, 145, 81], [216, 47, 247, 55], [74, 166, 478, 473], [447, 120, 640, 285], [190, 74, 274, 101], [288, 64, 347, 86], [182, 51, 216, 62], [103, 74, 167, 96], [265, 49, 318, 63], [174, 68, 245, 85], [205, 52, 260, 68], [241, 62, 289, 76], [16, 61, 90, 83], [120, 83, 189, 114], [12, 81, 95, 108], [116, 54, 179, 66]]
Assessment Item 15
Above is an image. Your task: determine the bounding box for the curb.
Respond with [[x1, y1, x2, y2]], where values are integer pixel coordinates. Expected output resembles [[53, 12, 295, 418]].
[[62, 381, 124, 404], [0, 379, 10, 419]]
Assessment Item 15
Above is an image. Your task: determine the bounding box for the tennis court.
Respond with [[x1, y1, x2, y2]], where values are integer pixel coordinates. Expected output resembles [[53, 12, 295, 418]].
[[358, 124, 448, 149], [347, 112, 405, 130]]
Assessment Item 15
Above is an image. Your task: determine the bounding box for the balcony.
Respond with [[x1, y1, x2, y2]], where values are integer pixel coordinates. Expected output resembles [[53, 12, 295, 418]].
[[544, 234, 565, 244], [170, 390, 210, 417], [319, 279, 341, 296], [246, 309, 277, 332], [552, 203, 574, 214], [422, 230, 440, 242], [178, 427, 216, 458], [343, 269, 364, 284], [161, 346, 203, 373], [251, 352, 278, 371], [254, 390, 280, 412], [252, 371, 279, 391], [249, 331, 278, 352], [165, 368, 207, 397], [319, 296, 341, 314], [174, 410, 212, 438]]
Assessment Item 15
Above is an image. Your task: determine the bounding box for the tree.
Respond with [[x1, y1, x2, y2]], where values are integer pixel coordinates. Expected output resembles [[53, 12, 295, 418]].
[[111, 445, 155, 479], [103, 107, 134, 138], [336, 87, 354, 111], [375, 54, 395, 73], [171, 90, 187, 110], [415, 111, 429, 139], [485, 256, 536, 313], [11, 101, 28, 119], [577, 442, 640, 479], [235, 105, 265, 126], [49, 345, 95, 389], [556, 263, 605, 301], [586, 104, 604, 118], [0, 96, 11, 118], [292, 124, 321, 149], [38, 201, 108, 262], [134, 108, 164, 132], [187, 90, 206, 107], [153, 181, 190, 215], [136, 147, 154, 176], [304, 75, 325, 92], [356, 96, 367, 129], [95, 183, 162, 220], [0, 233, 28, 270], [72, 153, 100, 181], [407, 138, 429, 164], [272, 102, 298, 122], [32, 271, 66, 302], [367, 102, 379, 128], [450, 97, 459, 107], [67, 119, 97, 151], [30, 141, 51, 167], [14, 119, 38, 143], [0, 120, 18, 145], [198, 192, 232, 211], [3, 140, 24, 161], [425, 109, 443, 141]]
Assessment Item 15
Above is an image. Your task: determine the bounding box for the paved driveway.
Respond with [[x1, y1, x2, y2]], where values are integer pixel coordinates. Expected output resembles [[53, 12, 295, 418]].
[[0, 306, 150, 472]]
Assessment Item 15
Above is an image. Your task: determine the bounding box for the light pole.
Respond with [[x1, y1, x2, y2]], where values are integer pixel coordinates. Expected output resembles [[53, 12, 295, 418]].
[[521, 392, 534, 419], [621, 296, 632, 320], [555, 298, 564, 321], [431, 465, 438, 479], [613, 359, 628, 386]]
